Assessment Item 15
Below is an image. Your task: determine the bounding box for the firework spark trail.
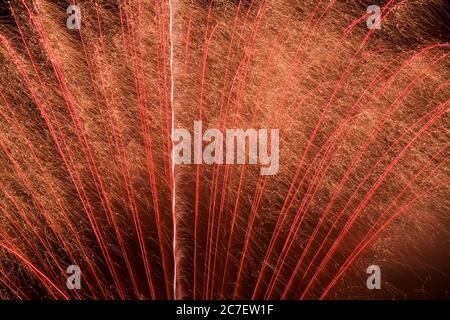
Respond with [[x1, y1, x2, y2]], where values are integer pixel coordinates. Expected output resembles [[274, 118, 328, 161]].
[[216, 1, 275, 298], [198, 5, 217, 300], [302, 50, 448, 270], [301, 97, 449, 298], [296, 45, 446, 292], [272, 0, 399, 225], [179, 3, 256, 296], [220, 2, 305, 299], [252, 7, 378, 297], [281, 99, 449, 298], [320, 138, 449, 299], [8, 2, 124, 297], [1, 0, 175, 299], [0, 242, 69, 299], [319, 179, 449, 298], [216, 0, 280, 297], [252, 1, 402, 298], [264, 50, 449, 299], [210, 2, 270, 299], [91, 1, 145, 297], [292, 99, 449, 297], [21, 1, 133, 296], [299, 44, 448, 283], [3, 32, 118, 296], [220, 0, 342, 298], [168, 0, 177, 299]]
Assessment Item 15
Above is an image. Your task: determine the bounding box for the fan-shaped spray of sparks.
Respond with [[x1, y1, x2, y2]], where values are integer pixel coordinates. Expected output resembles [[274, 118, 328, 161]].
[[0, 0, 449, 299]]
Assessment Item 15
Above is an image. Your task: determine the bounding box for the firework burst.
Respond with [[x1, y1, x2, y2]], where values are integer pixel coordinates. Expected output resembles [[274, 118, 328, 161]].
[[0, 0, 449, 300]]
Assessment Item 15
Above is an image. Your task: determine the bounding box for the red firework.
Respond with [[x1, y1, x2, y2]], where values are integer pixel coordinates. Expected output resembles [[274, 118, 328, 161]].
[[0, 0, 449, 300]]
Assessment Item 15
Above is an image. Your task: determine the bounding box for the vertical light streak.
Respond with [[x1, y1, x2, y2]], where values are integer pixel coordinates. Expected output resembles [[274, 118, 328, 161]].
[[168, 0, 177, 300]]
